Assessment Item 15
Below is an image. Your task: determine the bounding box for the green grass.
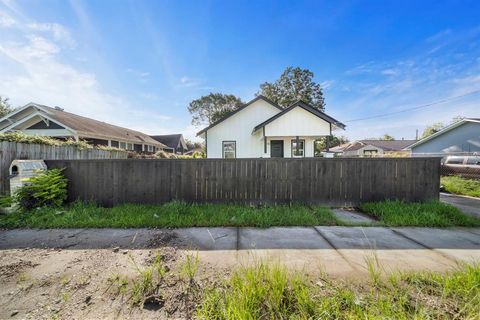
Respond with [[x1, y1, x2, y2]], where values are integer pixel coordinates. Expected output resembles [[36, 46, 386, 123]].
[[441, 176, 480, 198], [0, 201, 337, 229], [360, 200, 480, 227], [197, 262, 480, 319]]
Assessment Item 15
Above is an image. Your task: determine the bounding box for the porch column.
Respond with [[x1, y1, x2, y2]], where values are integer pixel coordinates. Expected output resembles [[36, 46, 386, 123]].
[[263, 127, 267, 154]]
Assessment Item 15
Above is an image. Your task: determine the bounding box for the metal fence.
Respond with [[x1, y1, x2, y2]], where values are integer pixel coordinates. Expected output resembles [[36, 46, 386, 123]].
[[46, 157, 440, 207], [440, 164, 480, 180]]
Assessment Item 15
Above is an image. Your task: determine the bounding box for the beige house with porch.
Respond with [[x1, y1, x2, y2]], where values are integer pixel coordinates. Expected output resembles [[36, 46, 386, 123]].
[[0, 103, 166, 152], [197, 96, 345, 158]]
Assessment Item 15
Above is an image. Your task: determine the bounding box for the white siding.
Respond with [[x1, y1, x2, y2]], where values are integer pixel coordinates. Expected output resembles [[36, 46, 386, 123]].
[[264, 136, 316, 158], [264, 107, 331, 137], [206, 99, 280, 158]]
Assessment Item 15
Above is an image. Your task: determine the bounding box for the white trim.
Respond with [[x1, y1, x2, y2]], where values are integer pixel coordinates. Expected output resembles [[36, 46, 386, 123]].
[[0, 111, 78, 135], [0, 103, 50, 125], [406, 119, 480, 150]]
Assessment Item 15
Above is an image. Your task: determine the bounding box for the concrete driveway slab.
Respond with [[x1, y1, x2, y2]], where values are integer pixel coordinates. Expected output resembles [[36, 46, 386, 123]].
[[440, 193, 480, 218], [332, 209, 376, 224], [314, 226, 422, 249], [238, 227, 331, 250]]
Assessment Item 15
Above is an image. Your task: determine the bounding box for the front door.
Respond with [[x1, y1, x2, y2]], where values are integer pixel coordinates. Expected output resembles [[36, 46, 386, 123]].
[[270, 140, 284, 158]]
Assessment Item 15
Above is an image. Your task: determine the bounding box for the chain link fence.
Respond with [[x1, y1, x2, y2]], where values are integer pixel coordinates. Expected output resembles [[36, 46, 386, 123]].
[[440, 164, 480, 180]]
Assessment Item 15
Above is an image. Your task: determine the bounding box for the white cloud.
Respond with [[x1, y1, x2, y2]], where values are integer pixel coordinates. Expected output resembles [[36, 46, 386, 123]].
[[126, 68, 150, 79], [179, 75, 201, 87], [0, 11, 172, 137], [0, 11, 15, 26], [381, 68, 398, 76], [320, 80, 334, 90], [27, 22, 75, 47]]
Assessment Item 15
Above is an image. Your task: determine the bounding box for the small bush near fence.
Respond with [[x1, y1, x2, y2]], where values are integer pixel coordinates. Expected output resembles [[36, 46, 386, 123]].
[[14, 168, 68, 210], [441, 176, 480, 198]]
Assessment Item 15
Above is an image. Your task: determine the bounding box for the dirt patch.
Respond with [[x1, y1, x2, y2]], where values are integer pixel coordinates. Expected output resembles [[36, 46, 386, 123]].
[[0, 258, 39, 280], [0, 246, 225, 319]]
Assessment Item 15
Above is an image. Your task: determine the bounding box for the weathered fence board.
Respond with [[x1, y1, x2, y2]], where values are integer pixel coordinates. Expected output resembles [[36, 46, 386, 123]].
[[0, 141, 127, 194], [45, 158, 440, 206]]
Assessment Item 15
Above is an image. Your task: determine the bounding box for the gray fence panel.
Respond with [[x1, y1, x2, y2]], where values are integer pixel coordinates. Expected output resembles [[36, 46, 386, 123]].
[[44, 158, 440, 206]]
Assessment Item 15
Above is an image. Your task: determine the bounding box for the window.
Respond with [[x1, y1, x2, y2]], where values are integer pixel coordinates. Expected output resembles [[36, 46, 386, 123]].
[[445, 156, 463, 164], [119, 142, 126, 149], [466, 156, 480, 165], [291, 139, 305, 158], [363, 149, 378, 157], [147, 145, 154, 152], [222, 141, 236, 158], [126, 143, 134, 151]]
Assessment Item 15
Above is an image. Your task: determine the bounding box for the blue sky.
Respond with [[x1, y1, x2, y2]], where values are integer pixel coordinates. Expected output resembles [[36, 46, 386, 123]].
[[0, 0, 479, 141]]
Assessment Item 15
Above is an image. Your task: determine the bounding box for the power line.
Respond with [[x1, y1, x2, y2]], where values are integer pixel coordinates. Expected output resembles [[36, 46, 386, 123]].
[[344, 89, 480, 123]]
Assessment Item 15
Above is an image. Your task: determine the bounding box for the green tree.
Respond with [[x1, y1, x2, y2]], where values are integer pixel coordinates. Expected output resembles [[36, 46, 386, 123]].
[[314, 135, 349, 156], [0, 96, 13, 118], [188, 93, 243, 126], [380, 134, 394, 141], [257, 67, 326, 111], [421, 122, 445, 139], [185, 138, 204, 150]]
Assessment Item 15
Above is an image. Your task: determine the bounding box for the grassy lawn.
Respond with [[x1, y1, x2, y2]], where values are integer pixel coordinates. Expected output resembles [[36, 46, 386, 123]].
[[197, 262, 480, 319], [441, 176, 480, 198], [0, 201, 337, 229], [360, 200, 480, 227]]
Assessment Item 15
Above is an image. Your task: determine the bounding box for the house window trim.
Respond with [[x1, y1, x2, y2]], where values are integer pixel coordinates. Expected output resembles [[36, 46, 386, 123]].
[[363, 149, 378, 157], [291, 139, 305, 158], [222, 141, 236, 159]]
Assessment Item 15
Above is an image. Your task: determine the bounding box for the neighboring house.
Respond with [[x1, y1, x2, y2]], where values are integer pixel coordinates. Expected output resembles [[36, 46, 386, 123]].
[[150, 134, 188, 154], [330, 140, 416, 157], [0, 103, 166, 152], [407, 118, 480, 157], [196, 96, 345, 158]]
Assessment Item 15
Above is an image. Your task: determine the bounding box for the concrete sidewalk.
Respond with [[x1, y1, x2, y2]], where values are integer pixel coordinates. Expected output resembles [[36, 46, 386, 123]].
[[1, 226, 479, 276]]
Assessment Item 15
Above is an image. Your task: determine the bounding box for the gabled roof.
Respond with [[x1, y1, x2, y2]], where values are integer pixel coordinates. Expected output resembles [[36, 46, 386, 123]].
[[332, 140, 416, 152], [253, 101, 346, 132], [151, 134, 187, 150], [406, 118, 480, 149], [196, 95, 283, 136], [0, 103, 166, 147]]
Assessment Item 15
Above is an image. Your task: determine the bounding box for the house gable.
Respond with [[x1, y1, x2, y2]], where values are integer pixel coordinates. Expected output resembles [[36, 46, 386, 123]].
[[204, 97, 282, 158], [409, 120, 480, 154], [196, 95, 283, 137], [262, 106, 332, 137], [26, 120, 65, 130]]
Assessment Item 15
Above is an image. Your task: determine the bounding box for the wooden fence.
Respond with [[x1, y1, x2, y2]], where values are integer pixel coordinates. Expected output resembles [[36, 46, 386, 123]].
[[0, 141, 128, 194], [45, 158, 440, 206]]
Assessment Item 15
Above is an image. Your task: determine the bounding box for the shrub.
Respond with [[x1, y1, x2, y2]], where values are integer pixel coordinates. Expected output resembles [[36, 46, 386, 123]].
[[14, 168, 68, 210], [155, 150, 174, 159], [0, 132, 60, 146], [0, 195, 12, 208], [62, 139, 92, 150], [0, 132, 127, 154], [97, 145, 124, 152], [441, 176, 480, 198]]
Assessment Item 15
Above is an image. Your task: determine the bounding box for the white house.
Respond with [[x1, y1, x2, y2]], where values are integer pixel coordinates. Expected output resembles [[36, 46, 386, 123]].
[[197, 96, 345, 158]]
